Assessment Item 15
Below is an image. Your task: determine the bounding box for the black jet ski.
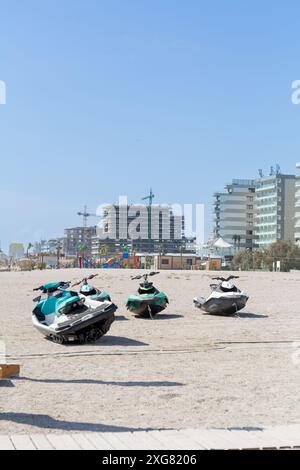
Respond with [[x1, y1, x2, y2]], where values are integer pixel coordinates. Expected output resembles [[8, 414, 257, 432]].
[[193, 275, 249, 316]]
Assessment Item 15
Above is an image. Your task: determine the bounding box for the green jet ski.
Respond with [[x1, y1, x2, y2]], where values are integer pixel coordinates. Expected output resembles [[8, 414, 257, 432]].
[[126, 272, 168, 319], [72, 274, 112, 302]]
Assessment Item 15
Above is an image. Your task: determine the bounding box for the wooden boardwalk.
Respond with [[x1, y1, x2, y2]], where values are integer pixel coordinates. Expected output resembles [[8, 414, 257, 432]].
[[1, 425, 300, 450]]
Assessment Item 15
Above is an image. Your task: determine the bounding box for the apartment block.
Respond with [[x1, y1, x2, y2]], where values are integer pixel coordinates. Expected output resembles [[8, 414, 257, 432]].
[[213, 179, 258, 250], [295, 163, 300, 243], [64, 226, 97, 256], [256, 174, 296, 248]]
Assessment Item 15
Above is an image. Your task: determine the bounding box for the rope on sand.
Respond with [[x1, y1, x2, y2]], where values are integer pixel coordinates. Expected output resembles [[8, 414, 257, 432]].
[[6, 339, 297, 360]]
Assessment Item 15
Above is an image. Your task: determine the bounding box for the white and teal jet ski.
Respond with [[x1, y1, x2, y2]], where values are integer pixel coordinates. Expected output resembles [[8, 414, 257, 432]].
[[32, 281, 117, 344]]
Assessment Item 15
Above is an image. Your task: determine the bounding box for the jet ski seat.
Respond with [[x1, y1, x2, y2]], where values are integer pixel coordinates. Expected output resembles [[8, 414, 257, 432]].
[[138, 285, 157, 294], [219, 285, 238, 293]]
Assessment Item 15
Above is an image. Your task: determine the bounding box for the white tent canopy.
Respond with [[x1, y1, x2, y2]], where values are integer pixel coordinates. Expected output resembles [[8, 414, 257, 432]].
[[212, 237, 233, 249]]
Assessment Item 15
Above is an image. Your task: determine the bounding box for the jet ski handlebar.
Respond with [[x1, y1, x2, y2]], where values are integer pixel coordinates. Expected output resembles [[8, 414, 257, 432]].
[[211, 275, 239, 282], [72, 274, 99, 287], [33, 281, 71, 291], [131, 271, 160, 281]]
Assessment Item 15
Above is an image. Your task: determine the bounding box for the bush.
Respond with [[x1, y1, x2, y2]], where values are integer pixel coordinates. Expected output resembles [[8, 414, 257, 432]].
[[36, 262, 46, 270], [232, 240, 300, 272]]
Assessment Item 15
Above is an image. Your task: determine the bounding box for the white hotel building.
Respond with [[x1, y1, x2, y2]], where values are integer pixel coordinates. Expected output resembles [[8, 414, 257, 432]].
[[295, 163, 300, 243], [213, 179, 258, 250], [256, 174, 296, 248], [213, 173, 296, 250]]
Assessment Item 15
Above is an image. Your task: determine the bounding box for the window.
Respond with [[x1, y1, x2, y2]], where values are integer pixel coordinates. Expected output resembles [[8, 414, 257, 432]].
[[161, 259, 169, 265]]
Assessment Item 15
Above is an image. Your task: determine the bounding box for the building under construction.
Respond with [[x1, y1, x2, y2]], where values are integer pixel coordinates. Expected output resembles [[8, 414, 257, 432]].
[[91, 203, 187, 255], [64, 226, 96, 257], [65, 193, 192, 257]]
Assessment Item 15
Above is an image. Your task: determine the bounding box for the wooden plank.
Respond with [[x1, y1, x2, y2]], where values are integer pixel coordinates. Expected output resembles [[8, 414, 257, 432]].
[[100, 432, 130, 450], [10, 435, 36, 450], [0, 364, 20, 380], [245, 427, 300, 449], [71, 433, 97, 450], [149, 430, 184, 450], [0, 436, 15, 450], [46, 434, 81, 450], [181, 429, 233, 450], [225, 429, 266, 449], [270, 424, 300, 444], [112, 432, 158, 450], [30, 434, 54, 450], [158, 430, 203, 450], [84, 433, 114, 450], [181, 429, 211, 449], [258, 428, 297, 448], [130, 431, 170, 450], [243, 430, 280, 449], [202, 429, 248, 450]]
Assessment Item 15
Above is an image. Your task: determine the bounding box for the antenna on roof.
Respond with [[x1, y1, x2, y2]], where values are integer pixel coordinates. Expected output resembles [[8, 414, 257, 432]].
[[258, 169, 263, 178], [275, 164, 281, 175]]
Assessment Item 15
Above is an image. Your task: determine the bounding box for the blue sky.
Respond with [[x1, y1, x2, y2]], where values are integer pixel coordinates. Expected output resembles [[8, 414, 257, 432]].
[[1, 0, 300, 252]]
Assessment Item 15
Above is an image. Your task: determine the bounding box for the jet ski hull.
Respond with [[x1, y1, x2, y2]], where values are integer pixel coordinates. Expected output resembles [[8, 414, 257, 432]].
[[32, 302, 117, 343], [126, 292, 168, 317], [194, 294, 248, 315]]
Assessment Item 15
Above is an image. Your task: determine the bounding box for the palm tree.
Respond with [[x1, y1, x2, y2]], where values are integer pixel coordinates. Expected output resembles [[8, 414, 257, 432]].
[[56, 241, 62, 269], [76, 243, 88, 268], [99, 244, 108, 256], [26, 242, 33, 258]]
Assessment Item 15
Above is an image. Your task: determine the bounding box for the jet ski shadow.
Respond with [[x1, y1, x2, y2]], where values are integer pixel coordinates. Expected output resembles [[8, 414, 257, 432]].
[[94, 335, 149, 347], [203, 312, 268, 318], [115, 315, 129, 321], [135, 314, 183, 320], [0, 412, 163, 433], [237, 312, 268, 319], [155, 314, 183, 320]]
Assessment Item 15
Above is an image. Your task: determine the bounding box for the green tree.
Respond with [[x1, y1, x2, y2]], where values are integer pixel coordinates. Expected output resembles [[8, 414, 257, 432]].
[[265, 240, 300, 272], [232, 249, 254, 271], [232, 240, 300, 272]]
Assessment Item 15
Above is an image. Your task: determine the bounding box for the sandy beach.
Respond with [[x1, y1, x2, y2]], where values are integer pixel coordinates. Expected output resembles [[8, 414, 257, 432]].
[[0, 268, 300, 434]]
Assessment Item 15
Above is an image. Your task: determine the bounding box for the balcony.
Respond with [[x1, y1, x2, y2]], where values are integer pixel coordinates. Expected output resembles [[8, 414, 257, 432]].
[[256, 182, 277, 191], [257, 202, 278, 210]]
